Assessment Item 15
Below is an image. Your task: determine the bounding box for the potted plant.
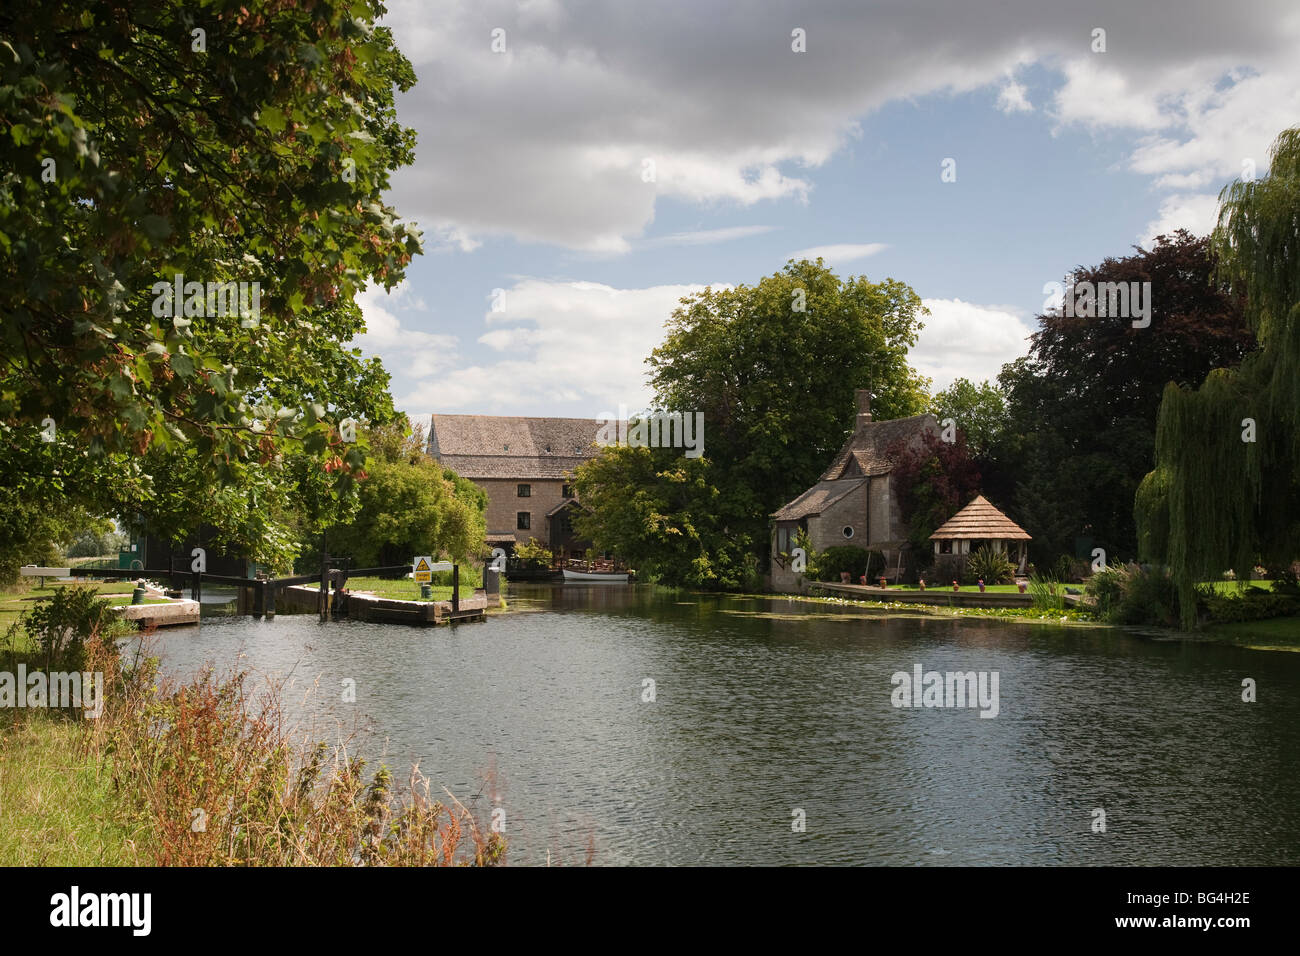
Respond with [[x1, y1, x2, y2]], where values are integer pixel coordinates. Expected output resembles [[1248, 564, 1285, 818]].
[[1017, 581, 1027, 593], [840, 571, 851, 584], [952, 580, 959, 591], [879, 576, 887, 589], [978, 578, 986, 592], [919, 579, 926, 591]]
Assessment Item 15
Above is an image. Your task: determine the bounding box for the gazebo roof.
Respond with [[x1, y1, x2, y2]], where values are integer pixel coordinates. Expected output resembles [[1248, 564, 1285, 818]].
[[929, 495, 1031, 541]]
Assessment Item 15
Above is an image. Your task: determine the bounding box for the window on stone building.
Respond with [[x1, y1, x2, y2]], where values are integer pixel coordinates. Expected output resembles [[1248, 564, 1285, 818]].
[[842, 525, 854, 539], [517, 484, 531, 497], [517, 512, 531, 530]]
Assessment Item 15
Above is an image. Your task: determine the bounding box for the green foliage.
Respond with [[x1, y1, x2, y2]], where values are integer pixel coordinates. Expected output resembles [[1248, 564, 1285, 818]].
[[512, 538, 552, 567], [1085, 563, 1179, 627], [888, 432, 981, 550], [967, 545, 1016, 585], [13, 586, 114, 672], [634, 259, 930, 578], [1027, 573, 1065, 612], [329, 450, 486, 569], [1138, 127, 1300, 626], [0, 0, 419, 467], [66, 524, 126, 559], [1198, 586, 1299, 624], [0, 0, 419, 575], [572, 444, 760, 590], [812, 546, 882, 583], [995, 230, 1253, 567], [931, 378, 1008, 460]]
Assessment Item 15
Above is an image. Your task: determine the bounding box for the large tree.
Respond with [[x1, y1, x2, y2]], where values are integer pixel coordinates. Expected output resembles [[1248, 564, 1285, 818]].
[[328, 421, 486, 569], [931, 377, 1009, 463], [572, 444, 756, 590], [1138, 127, 1300, 625], [649, 260, 928, 520], [0, 0, 419, 575], [994, 230, 1253, 565], [575, 259, 931, 587]]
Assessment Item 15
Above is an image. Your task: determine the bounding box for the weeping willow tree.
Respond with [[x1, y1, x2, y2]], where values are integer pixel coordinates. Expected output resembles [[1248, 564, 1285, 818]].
[[1137, 126, 1300, 626]]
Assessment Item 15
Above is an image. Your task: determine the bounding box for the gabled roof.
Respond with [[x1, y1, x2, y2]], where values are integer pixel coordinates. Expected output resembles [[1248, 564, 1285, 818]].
[[930, 495, 1031, 540], [429, 414, 605, 480], [771, 478, 866, 521], [821, 413, 939, 481]]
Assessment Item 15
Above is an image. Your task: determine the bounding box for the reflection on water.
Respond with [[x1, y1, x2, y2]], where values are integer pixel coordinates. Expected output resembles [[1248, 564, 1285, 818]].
[[148, 584, 1300, 866]]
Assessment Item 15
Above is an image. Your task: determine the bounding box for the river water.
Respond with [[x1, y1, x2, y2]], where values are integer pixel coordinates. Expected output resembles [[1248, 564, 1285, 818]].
[[148, 583, 1300, 866]]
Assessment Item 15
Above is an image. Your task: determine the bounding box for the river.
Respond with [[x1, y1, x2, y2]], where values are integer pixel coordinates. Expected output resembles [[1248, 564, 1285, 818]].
[[146, 583, 1300, 866]]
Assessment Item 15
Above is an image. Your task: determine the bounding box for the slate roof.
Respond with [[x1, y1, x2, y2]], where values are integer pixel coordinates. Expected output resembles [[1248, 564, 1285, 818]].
[[930, 495, 1031, 540], [820, 413, 939, 481], [429, 414, 606, 480], [771, 478, 866, 521]]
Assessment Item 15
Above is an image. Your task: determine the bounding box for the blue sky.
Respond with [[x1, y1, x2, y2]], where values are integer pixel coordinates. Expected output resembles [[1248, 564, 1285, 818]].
[[355, 0, 1300, 421]]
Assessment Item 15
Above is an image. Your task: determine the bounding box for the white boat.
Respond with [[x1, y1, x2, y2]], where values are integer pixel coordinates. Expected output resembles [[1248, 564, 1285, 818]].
[[562, 568, 631, 583]]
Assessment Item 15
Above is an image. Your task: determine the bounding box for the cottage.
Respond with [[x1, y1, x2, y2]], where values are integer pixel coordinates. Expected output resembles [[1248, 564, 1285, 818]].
[[427, 414, 604, 557], [929, 495, 1031, 574], [770, 390, 939, 592]]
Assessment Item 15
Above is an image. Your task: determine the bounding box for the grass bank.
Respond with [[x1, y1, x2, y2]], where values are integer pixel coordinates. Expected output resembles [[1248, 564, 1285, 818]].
[[345, 565, 484, 604], [0, 587, 507, 866], [0, 715, 144, 865]]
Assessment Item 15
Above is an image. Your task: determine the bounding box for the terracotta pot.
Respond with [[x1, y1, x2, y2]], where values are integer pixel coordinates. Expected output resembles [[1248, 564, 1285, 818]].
[[978, 579, 986, 592], [1017, 582, 1027, 593], [952, 581, 959, 591], [879, 577, 887, 588], [840, 571, 851, 584], [919, 580, 926, 591]]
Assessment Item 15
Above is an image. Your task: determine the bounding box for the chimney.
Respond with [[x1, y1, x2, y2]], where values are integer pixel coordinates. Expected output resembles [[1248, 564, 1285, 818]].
[[855, 388, 872, 429]]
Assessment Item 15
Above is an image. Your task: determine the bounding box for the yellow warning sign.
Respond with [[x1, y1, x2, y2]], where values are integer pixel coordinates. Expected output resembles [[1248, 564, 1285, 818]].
[[413, 555, 433, 583]]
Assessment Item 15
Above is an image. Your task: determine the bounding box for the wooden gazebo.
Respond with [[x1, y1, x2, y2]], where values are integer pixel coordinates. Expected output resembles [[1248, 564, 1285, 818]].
[[930, 495, 1031, 573]]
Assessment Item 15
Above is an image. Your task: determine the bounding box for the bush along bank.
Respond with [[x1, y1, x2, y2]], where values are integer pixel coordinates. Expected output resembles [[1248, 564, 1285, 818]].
[[1, 589, 505, 866]]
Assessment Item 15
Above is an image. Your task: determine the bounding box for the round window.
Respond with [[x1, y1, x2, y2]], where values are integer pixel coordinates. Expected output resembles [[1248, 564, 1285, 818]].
[[842, 525, 854, 538]]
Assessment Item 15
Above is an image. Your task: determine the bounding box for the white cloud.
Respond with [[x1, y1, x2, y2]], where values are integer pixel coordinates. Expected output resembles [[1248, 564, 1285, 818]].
[[912, 299, 1035, 391], [997, 80, 1033, 113], [787, 242, 887, 265], [1138, 193, 1221, 247], [377, 1, 1300, 253], [395, 279, 720, 418], [352, 282, 459, 380], [645, 225, 778, 247]]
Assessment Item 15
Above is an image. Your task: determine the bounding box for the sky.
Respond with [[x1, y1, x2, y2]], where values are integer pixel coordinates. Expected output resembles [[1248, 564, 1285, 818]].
[[352, 0, 1300, 421]]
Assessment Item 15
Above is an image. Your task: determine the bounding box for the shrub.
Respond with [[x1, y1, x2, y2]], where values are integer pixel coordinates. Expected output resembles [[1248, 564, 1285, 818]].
[[814, 546, 881, 582], [967, 545, 1016, 585], [1085, 563, 1179, 626], [104, 665, 507, 866], [1086, 567, 1125, 617], [512, 537, 552, 568], [17, 586, 119, 672], [1199, 587, 1300, 624]]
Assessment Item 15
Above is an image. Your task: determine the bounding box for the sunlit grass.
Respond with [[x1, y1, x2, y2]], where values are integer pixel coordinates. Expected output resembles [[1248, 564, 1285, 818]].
[[0, 716, 143, 866]]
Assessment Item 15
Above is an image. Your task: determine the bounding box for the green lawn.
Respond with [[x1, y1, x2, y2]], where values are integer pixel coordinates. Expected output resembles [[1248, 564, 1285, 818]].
[[1198, 579, 1275, 595], [1, 581, 156, 649], [877, 583, 1029, 593], [0, 716, 144, 865], [1203, 615, 1300, 649], [344, 575, 462, 603]]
